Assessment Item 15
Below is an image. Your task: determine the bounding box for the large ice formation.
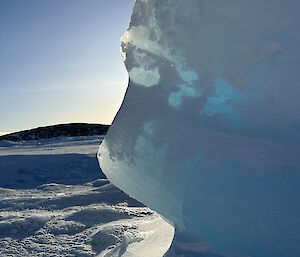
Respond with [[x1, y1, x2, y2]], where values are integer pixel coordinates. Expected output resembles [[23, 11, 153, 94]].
[[98, 1, 300, 256]]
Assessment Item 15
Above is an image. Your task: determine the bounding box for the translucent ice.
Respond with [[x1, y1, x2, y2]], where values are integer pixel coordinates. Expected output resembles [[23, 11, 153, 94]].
[[98, 1, 300, 256]]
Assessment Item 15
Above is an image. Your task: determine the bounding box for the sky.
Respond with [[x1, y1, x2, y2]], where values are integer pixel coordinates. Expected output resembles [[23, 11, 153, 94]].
[[0, 0, 135, 133]]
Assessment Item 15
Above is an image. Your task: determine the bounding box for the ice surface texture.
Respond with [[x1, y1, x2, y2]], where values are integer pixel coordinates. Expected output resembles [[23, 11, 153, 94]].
[[98, 1, 300, 256]]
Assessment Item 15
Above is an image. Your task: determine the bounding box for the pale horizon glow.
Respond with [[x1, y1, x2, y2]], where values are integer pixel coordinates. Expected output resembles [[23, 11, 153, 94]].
[[0, 0, 134, 133], [0, 132, 10, 136]]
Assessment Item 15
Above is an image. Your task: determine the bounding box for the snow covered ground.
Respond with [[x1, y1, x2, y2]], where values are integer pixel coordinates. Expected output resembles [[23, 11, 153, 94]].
[[0, 136, 174, 256]]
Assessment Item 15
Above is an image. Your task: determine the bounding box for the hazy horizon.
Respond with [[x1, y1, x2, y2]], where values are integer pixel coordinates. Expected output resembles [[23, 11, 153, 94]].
[[0, 0, 134, 133]]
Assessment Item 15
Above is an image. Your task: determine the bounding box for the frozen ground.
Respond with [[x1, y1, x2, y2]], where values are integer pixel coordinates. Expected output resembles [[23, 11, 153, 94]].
[[0, 136, 174, 256], [0, 136, 247, 257]]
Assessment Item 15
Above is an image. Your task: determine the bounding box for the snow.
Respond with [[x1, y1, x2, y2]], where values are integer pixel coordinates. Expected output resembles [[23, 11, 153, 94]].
[[0, 136, 174, 256], [98, 1, 300, 257]]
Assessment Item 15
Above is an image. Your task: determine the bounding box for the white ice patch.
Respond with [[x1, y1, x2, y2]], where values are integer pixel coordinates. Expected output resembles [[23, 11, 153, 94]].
[[168, 84, 201, 109], [129, 67, 160, 87]]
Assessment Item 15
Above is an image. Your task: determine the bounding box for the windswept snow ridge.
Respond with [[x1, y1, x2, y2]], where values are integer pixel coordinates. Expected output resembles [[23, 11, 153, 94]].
[[0, 136, 173, 256]]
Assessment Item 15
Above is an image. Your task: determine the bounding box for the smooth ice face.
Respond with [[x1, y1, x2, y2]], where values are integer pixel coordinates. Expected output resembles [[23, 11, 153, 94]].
[[98, 1, 300, 256]]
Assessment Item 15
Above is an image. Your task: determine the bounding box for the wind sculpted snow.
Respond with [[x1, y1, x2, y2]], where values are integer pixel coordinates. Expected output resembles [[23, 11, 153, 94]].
[[0, 136, 174, 256]]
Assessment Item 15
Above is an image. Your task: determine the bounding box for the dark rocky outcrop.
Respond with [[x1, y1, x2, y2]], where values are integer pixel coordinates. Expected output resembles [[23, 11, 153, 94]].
[[0, 123, 110, 141]]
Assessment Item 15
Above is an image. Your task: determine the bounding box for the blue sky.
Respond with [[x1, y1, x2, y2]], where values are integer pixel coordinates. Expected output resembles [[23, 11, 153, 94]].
[[0, 0, 134, 133]]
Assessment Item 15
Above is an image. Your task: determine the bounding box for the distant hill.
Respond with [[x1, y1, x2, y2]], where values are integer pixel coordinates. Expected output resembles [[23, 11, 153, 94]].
[[0, 123, 110, 141]]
